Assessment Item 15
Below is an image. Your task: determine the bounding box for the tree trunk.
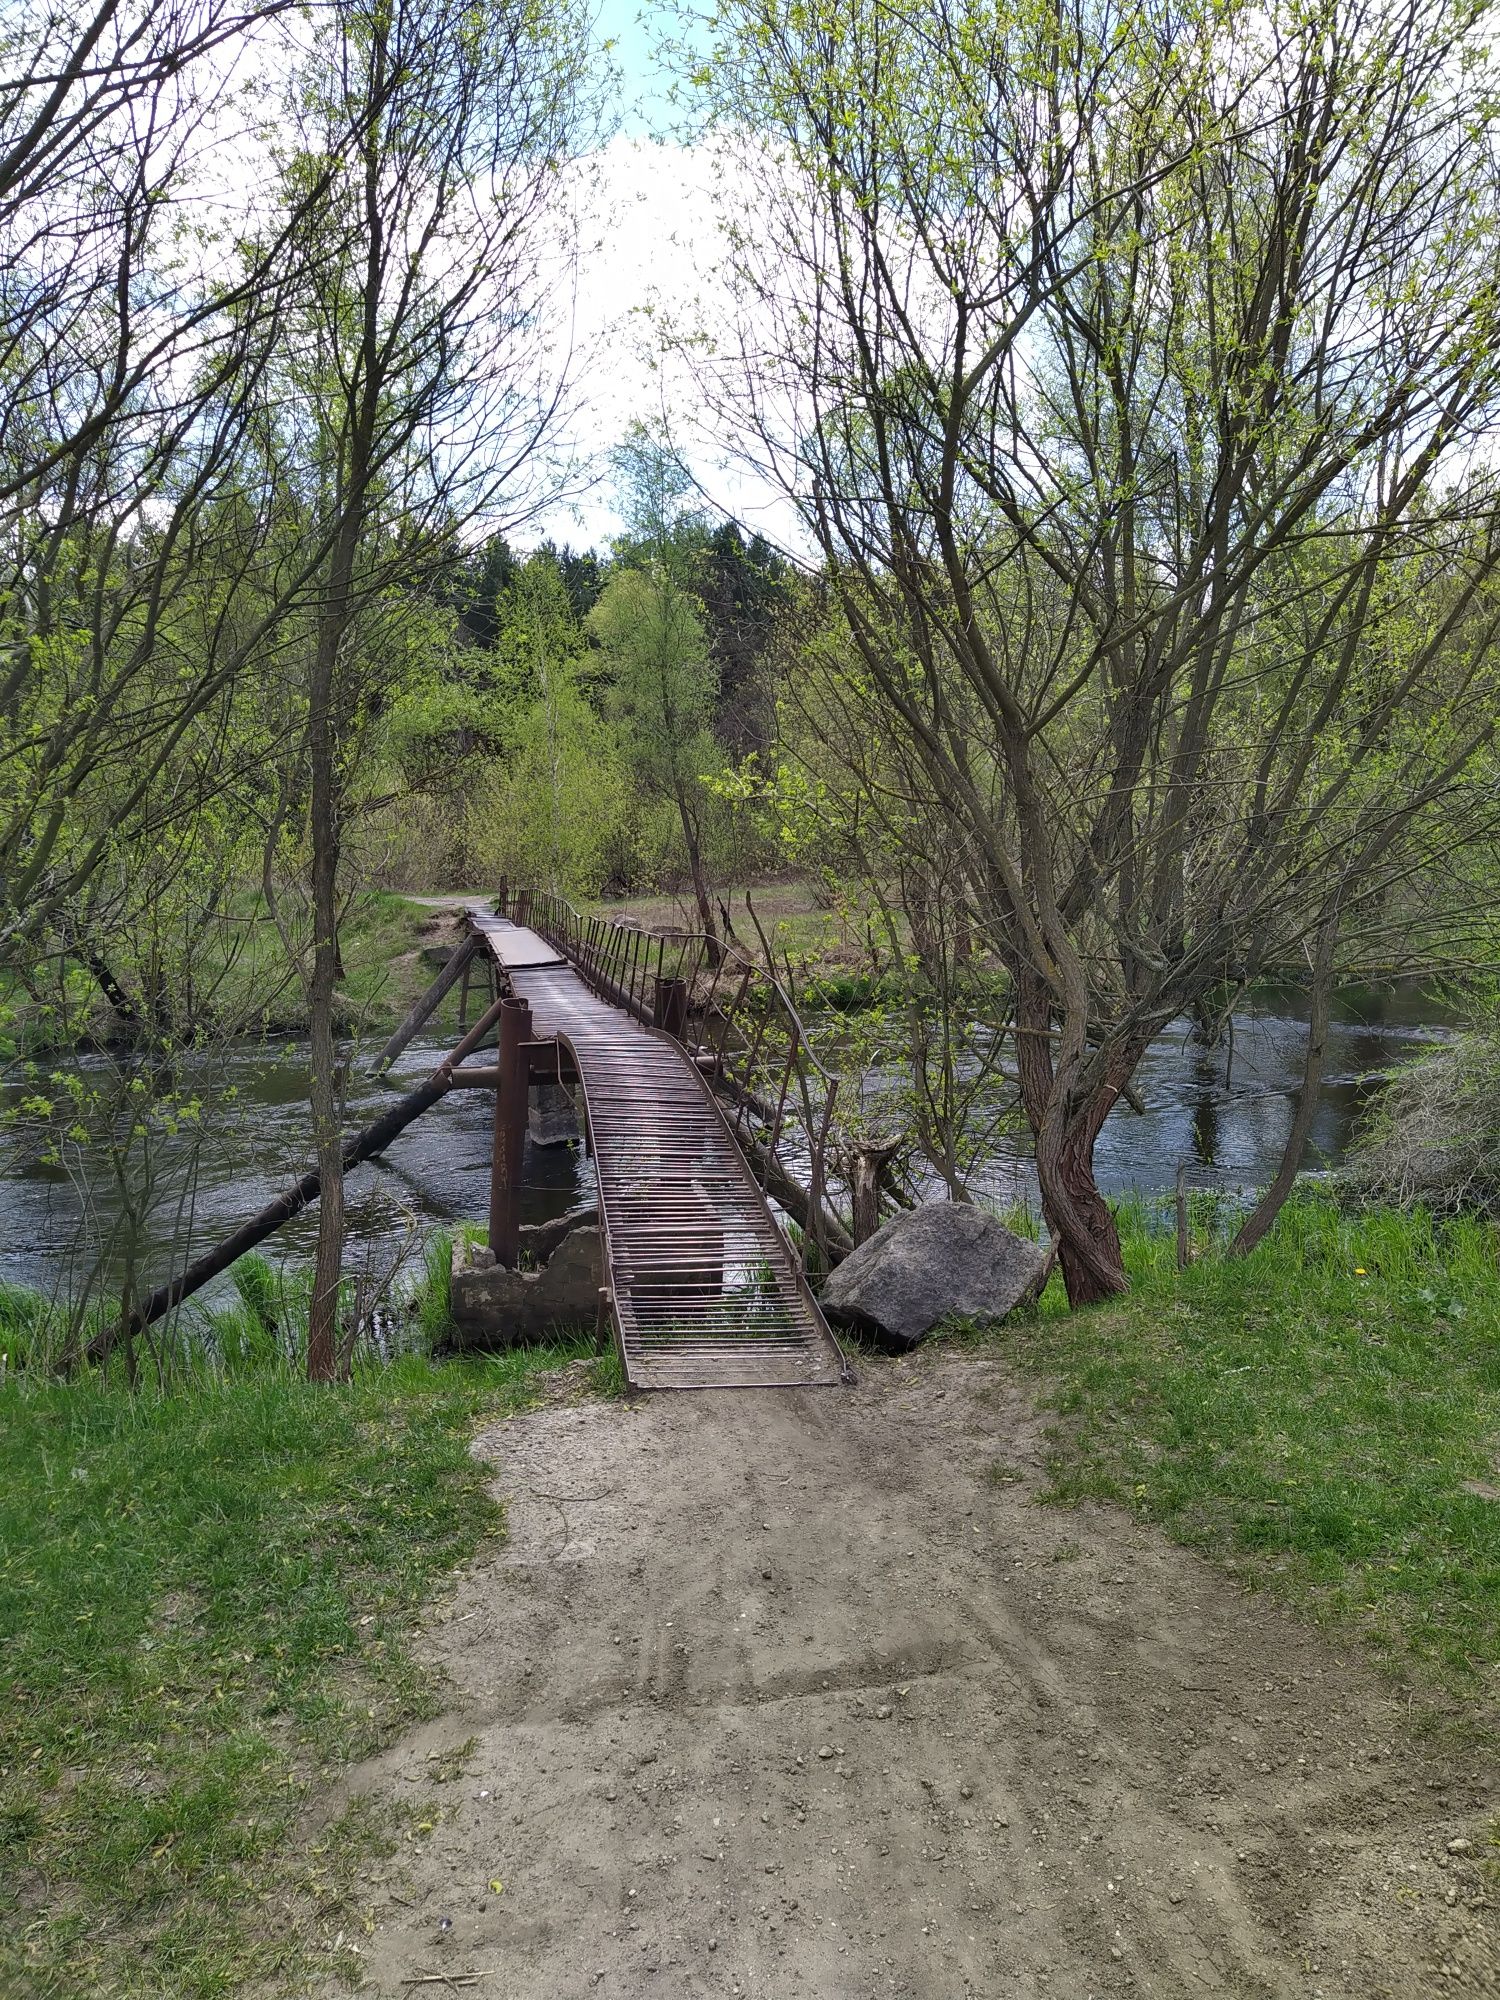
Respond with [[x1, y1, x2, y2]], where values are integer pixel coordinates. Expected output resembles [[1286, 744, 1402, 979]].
[[1012, 968, 1134, 1306], [1229, 906, 1340, 1257], [305, 601, 348, 1383], [1033, 1096, 1130, 1305], [676, 781, 720, 964], [848, 1138, 901, 1246]]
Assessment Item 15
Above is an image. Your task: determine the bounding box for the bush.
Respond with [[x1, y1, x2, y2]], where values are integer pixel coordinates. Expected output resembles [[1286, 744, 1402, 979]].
[[1343, 1029, 1500, 1213]]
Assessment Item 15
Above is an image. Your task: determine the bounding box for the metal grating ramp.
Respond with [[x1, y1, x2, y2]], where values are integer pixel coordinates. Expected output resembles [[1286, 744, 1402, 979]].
[[470, 915, 846, 1390]]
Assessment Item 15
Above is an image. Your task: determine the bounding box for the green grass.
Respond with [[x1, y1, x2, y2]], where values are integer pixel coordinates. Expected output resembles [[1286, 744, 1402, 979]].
[[413, 1230, 456, 1352], [973, 1194, 1500, 1731], [587, 880, 871, 986], [0, 1339, 592, 1998], [2, 890, 466, 1056]]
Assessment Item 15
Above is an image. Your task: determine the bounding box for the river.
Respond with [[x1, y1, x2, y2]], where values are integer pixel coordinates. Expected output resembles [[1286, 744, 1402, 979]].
[[0, 980, 1457, 1306]]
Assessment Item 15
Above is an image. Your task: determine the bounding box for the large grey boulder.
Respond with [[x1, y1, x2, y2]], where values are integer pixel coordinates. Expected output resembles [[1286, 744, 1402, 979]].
[[820, 1200, 1048, 1352]]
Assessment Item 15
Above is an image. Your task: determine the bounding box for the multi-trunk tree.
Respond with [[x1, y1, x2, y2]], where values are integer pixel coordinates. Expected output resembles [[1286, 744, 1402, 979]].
[[697, 0, 1500, 1301]]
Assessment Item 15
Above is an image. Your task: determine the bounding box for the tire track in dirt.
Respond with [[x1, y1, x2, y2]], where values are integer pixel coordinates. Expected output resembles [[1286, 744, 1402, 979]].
[[328, 1353, 1497, 1998]]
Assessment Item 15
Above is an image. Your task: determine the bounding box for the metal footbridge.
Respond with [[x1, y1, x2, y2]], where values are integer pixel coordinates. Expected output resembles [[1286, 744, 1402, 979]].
[[464, 899, 848, 1393]]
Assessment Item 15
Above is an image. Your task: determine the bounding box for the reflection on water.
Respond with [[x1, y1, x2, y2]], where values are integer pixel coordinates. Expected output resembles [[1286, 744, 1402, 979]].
[[0, 980, 1460, 1303], [0, 1036, 591, 1305], [961, 978, 1457, 1211]]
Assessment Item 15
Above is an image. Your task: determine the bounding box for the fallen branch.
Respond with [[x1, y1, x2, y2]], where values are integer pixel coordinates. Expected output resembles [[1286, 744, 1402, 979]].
[[69, 995, 511, 1373]]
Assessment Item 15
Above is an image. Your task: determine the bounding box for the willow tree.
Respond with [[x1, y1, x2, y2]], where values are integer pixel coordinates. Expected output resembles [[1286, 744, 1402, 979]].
[[694, 0, 1500, 1302], [0, 0, 334, 963]]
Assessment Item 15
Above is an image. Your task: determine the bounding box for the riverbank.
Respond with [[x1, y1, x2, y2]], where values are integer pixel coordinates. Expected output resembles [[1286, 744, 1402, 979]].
[[319, 1314, 1500, 2000], [0, 893, 476, 1058], [2, 1200, 1496, 1997], [984, 1195, 1500, 1737]]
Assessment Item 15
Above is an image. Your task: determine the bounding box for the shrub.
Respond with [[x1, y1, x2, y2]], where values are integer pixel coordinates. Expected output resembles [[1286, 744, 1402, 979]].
[[1344, 1029, 1500, 1213]]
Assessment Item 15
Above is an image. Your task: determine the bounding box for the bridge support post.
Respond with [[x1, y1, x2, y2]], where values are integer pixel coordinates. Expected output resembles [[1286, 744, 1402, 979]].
[[654, 974, 687, 1040], [490, 995, 532, 1266], [368, 932, 479, 1079]]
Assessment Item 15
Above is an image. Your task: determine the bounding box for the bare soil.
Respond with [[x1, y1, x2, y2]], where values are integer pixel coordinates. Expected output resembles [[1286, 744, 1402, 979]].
[[330, 1351, 1498, 1998]]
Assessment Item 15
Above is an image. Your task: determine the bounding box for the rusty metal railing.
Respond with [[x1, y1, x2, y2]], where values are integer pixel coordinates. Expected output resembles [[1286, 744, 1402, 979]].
[[501, 885, 846, 1271]]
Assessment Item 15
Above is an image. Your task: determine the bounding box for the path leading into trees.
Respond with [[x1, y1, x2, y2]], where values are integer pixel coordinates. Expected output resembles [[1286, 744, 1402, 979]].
[[323, 1353, 1496, 1999], [468, 907, 846, 1393]]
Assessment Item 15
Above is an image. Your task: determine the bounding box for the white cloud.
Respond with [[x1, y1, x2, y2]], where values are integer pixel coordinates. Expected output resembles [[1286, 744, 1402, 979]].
[[523, 133, 806, 556]]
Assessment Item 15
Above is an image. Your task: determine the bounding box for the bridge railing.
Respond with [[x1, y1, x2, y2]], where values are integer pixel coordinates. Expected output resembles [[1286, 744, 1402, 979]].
[[501, 885, 847, 1270]]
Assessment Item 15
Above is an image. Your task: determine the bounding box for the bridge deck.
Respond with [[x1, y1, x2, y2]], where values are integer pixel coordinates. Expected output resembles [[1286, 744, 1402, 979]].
[[468, 911, 846, 1391]]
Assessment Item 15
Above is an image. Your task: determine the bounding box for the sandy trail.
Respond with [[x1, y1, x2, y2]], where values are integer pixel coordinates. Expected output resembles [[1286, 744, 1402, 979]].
[[333, 1352, 1496, 1998]]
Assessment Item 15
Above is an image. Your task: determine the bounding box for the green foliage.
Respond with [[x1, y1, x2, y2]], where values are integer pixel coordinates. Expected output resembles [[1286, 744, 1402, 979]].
[[591, 568, 718, 762], [978, 1195, 1500, 1727], [414, 1231, 457, 1351], [0, 1344, 591, 1997], [464, 658, 635, 894]]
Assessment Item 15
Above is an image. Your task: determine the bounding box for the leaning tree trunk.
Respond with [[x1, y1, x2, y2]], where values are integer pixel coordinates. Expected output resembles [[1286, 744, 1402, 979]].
[[305, 589, 351, 1383], [1014, 970, 1135, 1306]]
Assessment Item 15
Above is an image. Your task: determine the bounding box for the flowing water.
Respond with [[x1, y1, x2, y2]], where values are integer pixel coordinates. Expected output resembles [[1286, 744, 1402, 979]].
[[945, 978, 1458, 1214], [0, 980, 1460, 1306], [0, 1036, 592, 1308]]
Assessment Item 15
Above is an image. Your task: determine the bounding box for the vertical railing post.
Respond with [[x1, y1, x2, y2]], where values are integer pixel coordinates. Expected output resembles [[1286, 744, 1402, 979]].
[[490, 995, 531, 1267]]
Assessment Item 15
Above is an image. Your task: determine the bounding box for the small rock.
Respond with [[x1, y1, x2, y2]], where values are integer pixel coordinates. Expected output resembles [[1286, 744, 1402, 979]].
[[1447, 1838, 1473, 1854], [817, 1745, 834, 1760], [959, 1784, 973, 1800], [708, 1939, 718, 1952], [875, 1705, 893, 1720]]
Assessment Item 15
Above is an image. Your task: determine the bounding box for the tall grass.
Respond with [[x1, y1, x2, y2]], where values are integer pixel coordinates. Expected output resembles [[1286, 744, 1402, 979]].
[[0, 1227, 470, 1385], [415, 1229, 456, 1350], [982, 1191, 1500, 1725]]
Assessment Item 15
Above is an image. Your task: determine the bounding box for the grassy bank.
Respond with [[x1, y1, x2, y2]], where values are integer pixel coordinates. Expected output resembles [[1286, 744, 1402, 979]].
[[0, 1342, 591, 1999], [983, 1196, 1500, 1736], [1, 891, 473, 1058]]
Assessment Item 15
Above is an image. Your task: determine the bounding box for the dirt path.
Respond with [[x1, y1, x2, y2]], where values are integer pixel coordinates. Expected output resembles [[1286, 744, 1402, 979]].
[[332, 1352, 1497, 1998]]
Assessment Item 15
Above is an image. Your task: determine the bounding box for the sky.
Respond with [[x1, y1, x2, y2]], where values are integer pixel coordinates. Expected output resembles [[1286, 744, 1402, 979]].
[[520, 2, 805, 557], [594, 0, 682, 135]]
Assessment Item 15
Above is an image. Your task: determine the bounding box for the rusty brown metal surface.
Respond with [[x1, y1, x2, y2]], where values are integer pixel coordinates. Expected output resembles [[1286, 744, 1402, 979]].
[[489, 995, 531, 1266], [466, 906, 848, 1391]]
